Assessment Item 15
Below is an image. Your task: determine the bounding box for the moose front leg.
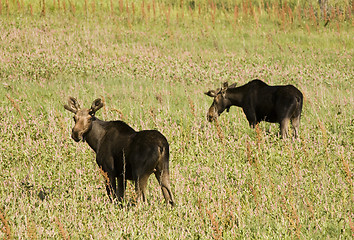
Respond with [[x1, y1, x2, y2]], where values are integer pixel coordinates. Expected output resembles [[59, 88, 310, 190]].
[[104, 173, 117, 202], [243, 108, 257, 128], [97, 155, 117, 202]]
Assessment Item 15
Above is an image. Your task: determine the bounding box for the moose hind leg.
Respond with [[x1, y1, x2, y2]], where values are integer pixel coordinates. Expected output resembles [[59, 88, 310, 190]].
[[117, 176, 127, 203], [155, 169, 174, 206], [135, 175, 149, 203], [280, 118, 290, 138], [291, 115, 301, 138]]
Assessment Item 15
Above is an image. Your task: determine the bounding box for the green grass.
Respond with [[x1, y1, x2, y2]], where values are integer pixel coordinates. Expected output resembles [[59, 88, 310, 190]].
[[0, 0, 353, 239]]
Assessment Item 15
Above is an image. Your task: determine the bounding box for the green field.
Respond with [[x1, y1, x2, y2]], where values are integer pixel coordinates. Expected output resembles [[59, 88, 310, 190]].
[[0, 0, 353, 239]]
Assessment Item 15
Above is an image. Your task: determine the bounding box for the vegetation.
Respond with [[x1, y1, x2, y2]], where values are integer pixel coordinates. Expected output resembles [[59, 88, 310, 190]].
[[0, 0, 353, 238]]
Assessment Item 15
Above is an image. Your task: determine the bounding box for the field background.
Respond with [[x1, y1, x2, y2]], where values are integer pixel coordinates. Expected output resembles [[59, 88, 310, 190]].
[[0, 0, 353, 239]]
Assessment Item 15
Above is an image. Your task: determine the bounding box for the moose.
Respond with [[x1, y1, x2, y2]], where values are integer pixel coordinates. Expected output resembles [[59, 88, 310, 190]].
[[205, 79, 303, 138], [64, 97, 174, 206]]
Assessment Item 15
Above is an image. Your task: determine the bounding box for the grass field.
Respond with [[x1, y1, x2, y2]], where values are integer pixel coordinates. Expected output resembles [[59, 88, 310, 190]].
[[0, 0, 353, 239]]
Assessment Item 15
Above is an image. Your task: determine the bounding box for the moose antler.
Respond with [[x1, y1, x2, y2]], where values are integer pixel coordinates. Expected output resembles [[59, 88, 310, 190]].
[[64, 97, 80, 113], [204, 90, 217, 97], [90, 98, 104, 114]]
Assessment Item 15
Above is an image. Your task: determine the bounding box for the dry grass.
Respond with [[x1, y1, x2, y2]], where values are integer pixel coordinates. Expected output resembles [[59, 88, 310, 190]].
[[0, 209, 11, 239]]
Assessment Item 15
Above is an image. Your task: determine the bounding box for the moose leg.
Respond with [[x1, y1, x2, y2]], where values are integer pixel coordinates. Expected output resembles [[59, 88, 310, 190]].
[[243, 108, 257, 128], [117, 176, 127, 203], [104, 174, 117, 202], [155, 169, 174, 206], [98, 154, 117, 201], [134, 175, 149, 203], [280, 118, 290, 138], [291, 115, 301, 138]]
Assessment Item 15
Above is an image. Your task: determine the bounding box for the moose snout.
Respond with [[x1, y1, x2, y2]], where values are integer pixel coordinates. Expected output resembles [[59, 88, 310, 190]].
[[207, 107, 218, 122], [71, 129, 83, 142], [207, 114, 216, 122]]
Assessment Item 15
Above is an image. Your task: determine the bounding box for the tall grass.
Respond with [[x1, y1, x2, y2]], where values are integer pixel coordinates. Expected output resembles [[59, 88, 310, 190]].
[[0, 0, 353, 239], [1, 0, 352, 27]]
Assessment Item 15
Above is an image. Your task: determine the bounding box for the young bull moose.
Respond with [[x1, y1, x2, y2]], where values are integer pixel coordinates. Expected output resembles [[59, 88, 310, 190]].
[[205, 79, 303, 138], [64, 97, 174, 206]]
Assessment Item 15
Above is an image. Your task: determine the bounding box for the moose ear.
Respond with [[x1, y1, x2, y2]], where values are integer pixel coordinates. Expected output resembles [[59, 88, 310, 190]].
[[204, 90, 217, 97], [228, 82, 237, 88], [64, 97, 80, 113], [90, 98, 104, 114], [221, 83, 229, 97]]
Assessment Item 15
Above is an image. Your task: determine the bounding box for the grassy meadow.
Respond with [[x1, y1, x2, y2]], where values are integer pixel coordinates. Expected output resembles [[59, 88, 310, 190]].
[[0, 0, 353, 239]]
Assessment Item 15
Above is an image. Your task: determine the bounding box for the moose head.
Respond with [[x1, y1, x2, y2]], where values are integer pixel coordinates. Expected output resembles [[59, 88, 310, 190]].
[[64, 97, 104, 142], [204, 82, 237, 122]]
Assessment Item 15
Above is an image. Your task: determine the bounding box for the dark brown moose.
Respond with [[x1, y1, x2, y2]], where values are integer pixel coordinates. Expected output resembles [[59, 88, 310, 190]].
[[205, 79, 303, 138], [64, 97, 174, 206]]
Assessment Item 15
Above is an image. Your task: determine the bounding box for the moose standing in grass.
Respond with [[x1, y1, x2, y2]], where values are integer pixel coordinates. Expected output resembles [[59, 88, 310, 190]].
[[205, 79, 303, 138], [64, 97, 174, 206]]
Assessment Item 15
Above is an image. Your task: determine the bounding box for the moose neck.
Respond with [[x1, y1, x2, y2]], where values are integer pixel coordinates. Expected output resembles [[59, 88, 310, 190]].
[[226, 88, 244, 107], [84, 118, 106, 153]]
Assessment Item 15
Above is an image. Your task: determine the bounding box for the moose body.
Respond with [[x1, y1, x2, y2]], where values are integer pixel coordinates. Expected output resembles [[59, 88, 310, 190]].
[[64, 97, 174, 206], [205, 79, 303, 138]]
